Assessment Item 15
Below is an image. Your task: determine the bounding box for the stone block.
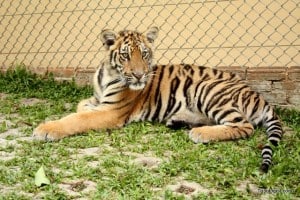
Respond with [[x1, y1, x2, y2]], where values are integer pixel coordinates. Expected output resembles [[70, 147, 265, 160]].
[[272, 81, 297, 91], [247, 80, 272, 92], [262, 91, 287, 105], [287, 94, 300, 108], [75, 69, 94, 86], [287, 66, 300, 81]]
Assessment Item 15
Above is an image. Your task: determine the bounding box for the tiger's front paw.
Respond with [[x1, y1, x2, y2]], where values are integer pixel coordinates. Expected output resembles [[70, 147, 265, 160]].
[[33, 121, 65, 141], [189, 127, 211, 144]]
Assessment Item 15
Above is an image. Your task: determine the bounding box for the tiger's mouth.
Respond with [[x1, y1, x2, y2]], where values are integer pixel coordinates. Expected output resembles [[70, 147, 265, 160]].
[[123, 72, 152, 90], [129, 82, 146, 90], [126, 75, 148, 90]]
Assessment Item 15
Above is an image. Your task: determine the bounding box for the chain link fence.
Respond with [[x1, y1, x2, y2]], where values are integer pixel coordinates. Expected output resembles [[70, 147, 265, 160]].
[[0, 0, 299, 71]]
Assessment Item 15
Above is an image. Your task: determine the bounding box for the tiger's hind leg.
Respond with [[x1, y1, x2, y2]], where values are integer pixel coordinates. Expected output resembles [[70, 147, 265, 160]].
[[189, 110, 254, 143], [166, 111, 214, 129]]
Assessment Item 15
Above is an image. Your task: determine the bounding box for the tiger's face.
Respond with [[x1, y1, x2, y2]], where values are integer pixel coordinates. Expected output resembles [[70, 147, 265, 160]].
[[101, 27, 159, 90]]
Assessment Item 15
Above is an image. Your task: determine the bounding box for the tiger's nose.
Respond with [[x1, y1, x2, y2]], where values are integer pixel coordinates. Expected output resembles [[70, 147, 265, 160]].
[[132, 72, 143, 80]]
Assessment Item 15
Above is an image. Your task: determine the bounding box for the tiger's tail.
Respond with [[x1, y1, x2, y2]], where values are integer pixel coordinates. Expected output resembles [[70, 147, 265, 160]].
[[260, 104, 283, 172]]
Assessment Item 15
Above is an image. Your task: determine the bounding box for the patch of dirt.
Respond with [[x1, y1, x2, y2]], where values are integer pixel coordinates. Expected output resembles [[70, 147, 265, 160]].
[[166, 180, 214, 199], [58, 180, 97, 198], [0, 116, 15, 128], [122, 151, 146, 157], [20, 98, 47, 106], [86, 160, 100, 168], [0, 151, 16, 161], [141, 133, 158, 143], [176, 184, 196, 194], [163, 150, 173, 158], [283, 126, 294, 137], [0, 102, 38, 164], [132, 156, 162, 169], [123, 151, 163, 169], [70, 147, 101, 159], [77, 147, 101, 156], [0, 128, 23, 139], [0, 138, 18, 146], [0, 184, 33, 198], [0, 93, 8, 100], [63, 103, 73, 110], [16, 136, 35, 142], [0, 115, 32, 140], [236, 180, 260, 195], [52, 168, 73, 177], [71, 145, 115, 159]]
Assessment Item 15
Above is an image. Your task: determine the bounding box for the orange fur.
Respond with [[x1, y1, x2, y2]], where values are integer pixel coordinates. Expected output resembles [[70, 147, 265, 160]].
[[34, 110, 125, 140]]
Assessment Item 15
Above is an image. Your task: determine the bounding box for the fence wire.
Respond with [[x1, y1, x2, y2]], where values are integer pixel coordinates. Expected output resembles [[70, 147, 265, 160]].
[[0, 0, 299, 70]]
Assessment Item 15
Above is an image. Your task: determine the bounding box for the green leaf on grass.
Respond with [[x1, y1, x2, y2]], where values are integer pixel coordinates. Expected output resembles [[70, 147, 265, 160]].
[[34, 166, 50, 187]]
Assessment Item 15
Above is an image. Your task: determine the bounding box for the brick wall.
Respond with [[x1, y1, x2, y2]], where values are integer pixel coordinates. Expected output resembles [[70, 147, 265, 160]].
[[218, 66, 300, 110], [1, 66, 299, 110]]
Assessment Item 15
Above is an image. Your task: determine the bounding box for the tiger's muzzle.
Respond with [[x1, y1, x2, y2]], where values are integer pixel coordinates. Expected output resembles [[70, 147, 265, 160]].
[[123, 49, 151, 90]]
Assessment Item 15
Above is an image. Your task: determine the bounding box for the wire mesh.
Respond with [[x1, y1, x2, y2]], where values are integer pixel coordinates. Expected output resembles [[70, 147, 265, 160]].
[[0, 0, 299, 70]]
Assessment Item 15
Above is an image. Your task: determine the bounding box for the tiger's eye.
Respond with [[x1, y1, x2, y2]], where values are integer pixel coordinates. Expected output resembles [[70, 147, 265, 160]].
[[142, 51, 147, 57], [121, 53, 129, 59]]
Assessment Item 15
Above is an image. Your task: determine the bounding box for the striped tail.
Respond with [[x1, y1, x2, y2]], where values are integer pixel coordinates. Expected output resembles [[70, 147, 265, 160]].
[[260, 107, 283, 172]]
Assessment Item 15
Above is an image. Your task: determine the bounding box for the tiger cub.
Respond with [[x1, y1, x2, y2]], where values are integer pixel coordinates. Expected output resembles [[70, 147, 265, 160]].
[[33, 27, 283, 172]]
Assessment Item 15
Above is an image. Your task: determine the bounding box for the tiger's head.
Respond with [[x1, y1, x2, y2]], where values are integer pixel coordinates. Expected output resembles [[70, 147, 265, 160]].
[[100, 27, 159, 90]]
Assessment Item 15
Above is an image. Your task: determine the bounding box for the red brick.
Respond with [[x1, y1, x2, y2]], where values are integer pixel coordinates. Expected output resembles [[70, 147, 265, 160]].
[[246, 67, 287, 81]]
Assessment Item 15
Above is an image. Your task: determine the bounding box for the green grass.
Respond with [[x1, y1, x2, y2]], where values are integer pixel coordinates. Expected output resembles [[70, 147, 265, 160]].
[[0, 66, 299, 199]]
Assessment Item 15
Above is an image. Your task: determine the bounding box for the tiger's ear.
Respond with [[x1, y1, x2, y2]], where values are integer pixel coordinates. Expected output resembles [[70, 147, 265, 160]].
[[101, 29, 117, 49], [146, 27, 159, 43]]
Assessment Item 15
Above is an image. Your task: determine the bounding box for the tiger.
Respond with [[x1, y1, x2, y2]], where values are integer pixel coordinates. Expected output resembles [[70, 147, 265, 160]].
[[33, 27, 283, 173]]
